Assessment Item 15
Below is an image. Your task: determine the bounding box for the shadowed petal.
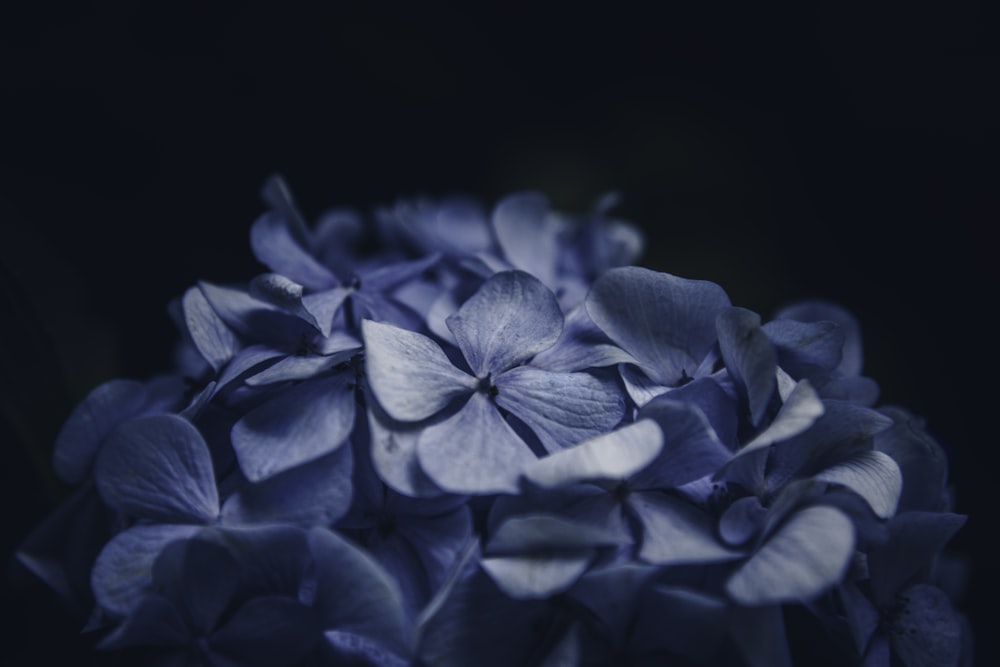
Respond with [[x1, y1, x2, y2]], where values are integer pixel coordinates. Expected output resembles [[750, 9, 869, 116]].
[[417, 392, 537, 495], [362, 319, 477, 422], [182, 286, 241, 372], [95, 414, 219, 524], [53, 379, 149, 485], [98, 595, 191, 649], [492, 192, 559, 287], [446, 270, 563, 376], [222, 444, 354, 527], [632, 493, 741, 565], [494, 366, 625, 452], [633, 397, 732, 489], [231, 373, 356, 482], [210, 596, 323, 667], [250, 210, 339, 290], [726, 505, 854, 605], [366, 397, 444, 498], [889, 584, 962, 667], [717, 307, 777, 427], [91, 524, 200, 616], [586, 266, 731, 386], [485, 515, 624, 555]]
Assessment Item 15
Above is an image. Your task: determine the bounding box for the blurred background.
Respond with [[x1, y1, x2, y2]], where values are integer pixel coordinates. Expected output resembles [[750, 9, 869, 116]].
[[2, 1, 995, 664]]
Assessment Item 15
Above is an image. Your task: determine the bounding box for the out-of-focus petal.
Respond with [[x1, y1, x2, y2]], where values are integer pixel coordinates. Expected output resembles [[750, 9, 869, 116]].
[[814, 450, 902, 519], [717, 307, 777, 427], [95, 414, 219, 524]]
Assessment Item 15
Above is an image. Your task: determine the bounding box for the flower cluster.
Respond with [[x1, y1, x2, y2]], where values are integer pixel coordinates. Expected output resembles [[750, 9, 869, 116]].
[[19, 176, 969, 666]]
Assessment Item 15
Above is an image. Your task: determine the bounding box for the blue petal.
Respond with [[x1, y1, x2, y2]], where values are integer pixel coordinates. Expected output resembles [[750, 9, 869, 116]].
[[198, 280, 319, 346], [247, 273, 320, 331], [717, 307, 777, 427], [522, 420, 663, 489], [91, 524, 200, 616], [492, 192, 559, 287], [631, 492, 742, 565], [250, 211, 339, 290], [175, 538, 240, 634], [98, 594, 190, 649], [222, 444, 354, 527], [366, 398, 444, 498], [873, 406, 950, 512], [718, 496, 767, 547], [494, 366, 625, 452], [198, 524, 312, 600], [231, 373, 356, 482], [815, 450, 902, 519], [417, 392, 538, 495], [633, 586, 730, 662], [244, 346, 357, 386], [325, 630, 411, 667], [726, 505, 855, 605], [730, 604, 793, 667], [446, 270, 563, 376], [775, 300, 864, 376], [618, 362, 670, 406], [480, 553, 592, 599], [633, 398, 732, 489], [301, 287, 351, 337], [53, 379, 149, 484], [182, 286, 241, 372], [739, 379, 824, 455], [362, 319, 477, 422], [837, 580, 881, 655], [362, 252, 443, 292], [95, 414, 219, 523], [763, 318, 845, 379], [485, 514, 624, 555], [309, 528, 411, 657], [209, 596, 323, 667], [529, 303, 638, 373], [889, 584, 963, 667], [587, 266, 731, 387]]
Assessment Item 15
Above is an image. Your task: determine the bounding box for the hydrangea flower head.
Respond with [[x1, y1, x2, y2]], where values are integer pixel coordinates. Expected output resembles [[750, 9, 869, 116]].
[[17, 175, 970, 666]]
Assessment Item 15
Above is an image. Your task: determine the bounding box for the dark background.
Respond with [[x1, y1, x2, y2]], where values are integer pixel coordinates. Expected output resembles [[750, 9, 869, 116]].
[[2, 2, 996, 664]]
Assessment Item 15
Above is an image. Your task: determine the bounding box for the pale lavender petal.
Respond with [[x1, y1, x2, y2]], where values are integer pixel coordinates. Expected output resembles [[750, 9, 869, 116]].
[[248, 273, 318, 331], [618, 362, 670, 407], [726, 505, 855, 605], [221, 444, 353, 527], [446, 270, 563, 376], [91, 524, 200, 616], [815, 450, 902, 519], [417, 392, 537, 495], [522, 420, 663, 489], [301, 287, 351, 337], [366, 399, 444, 498], [95, 414, 219, 523], [362, 319, 477, 422], [494, 366, 625, 452], [53, 379, 148, 484], [480, 553, 592, 599], [586, 266, 731, 386], [529, 303, 638, 373], [739, 379, 824, 455], [232, 373, 355, 482], [492, 191, 559, 287], [250, 210, 339, 290]]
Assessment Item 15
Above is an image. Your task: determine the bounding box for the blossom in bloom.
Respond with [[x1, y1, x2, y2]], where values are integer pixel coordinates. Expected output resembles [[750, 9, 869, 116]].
[[17, 176, 970, 667]]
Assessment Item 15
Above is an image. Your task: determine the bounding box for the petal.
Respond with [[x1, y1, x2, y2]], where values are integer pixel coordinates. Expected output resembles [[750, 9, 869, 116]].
[[632, 586, 730, 662], [522, 420, 663, 489], [417, 392, 538, 495], [446, 270, 563, 376], [325, 630, 411, 667], [362, 252, 443, 292], [309, 528, 411, 656], [485, 514, 624, 555], [718, 496, 767, 547], [494, 366, 625, 452], [182, 285, 241, 372], [209, 596, 323, 667], [366, 398, 444, 498], [175, 538, 240, 634], [631, 492, 742, 565], [98, 594, 191, 649], [529, 303, 638, 373], [52, 379, 149, 485], [815, 450, 902, 519], [716, 307, 777, 427], [250, 211, 339, 290], [198, 524, 312, 600], [633, 397, 732, 489], [586, 266, 731, 386], [763, 318, 845, 379], [91, 524, 200, 616], [231, 373, 356, 482], [301, 287, 351, 337], [95, 414, 219, 523], [889, 584, 963, 667], [738, 379, 824, 455], [873, 406, 950, 513], [726, 505, 855, 605], [248, 273, 321, 331], [481, 553, 592, 599], [222, 444, 354, 527], [362, 318, 477, 422], [775, 300, 863, 377], [492, 191, 559, 287]]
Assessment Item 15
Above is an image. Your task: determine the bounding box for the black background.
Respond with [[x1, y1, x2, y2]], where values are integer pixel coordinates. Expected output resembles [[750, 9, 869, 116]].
[[2, 2, 996, 664]]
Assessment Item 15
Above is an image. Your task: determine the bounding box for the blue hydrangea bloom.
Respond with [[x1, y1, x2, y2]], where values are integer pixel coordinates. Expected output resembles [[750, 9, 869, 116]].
[[18, 175, 971, 667]]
